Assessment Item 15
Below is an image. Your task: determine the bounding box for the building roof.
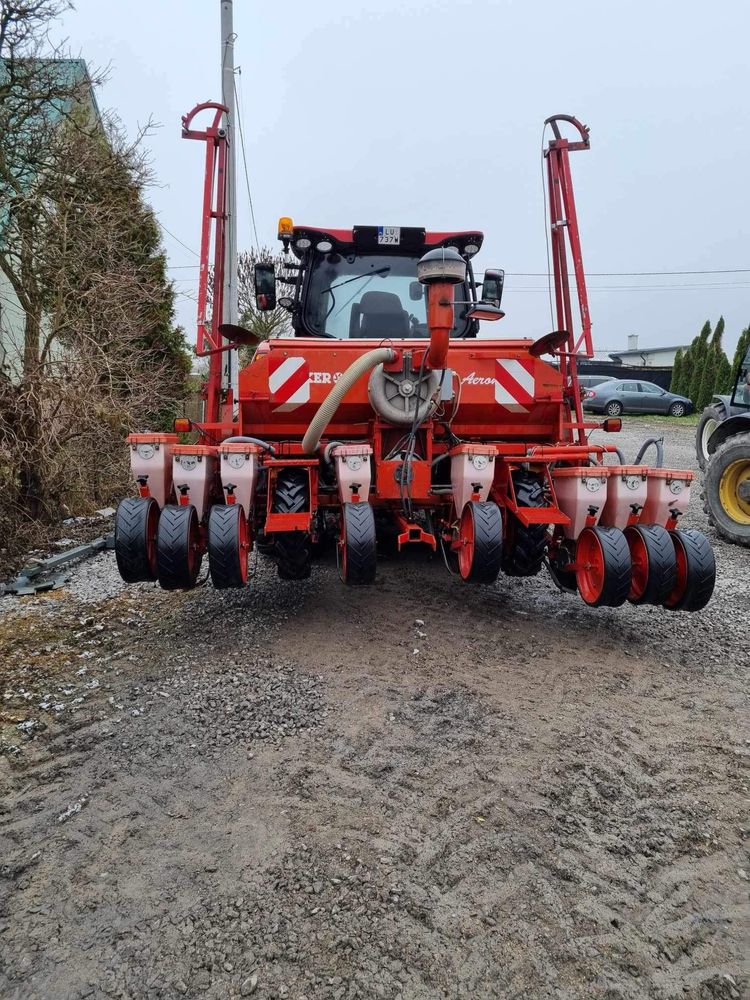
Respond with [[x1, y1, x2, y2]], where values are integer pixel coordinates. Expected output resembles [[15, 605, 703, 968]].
[[610, 344, 690, 358]]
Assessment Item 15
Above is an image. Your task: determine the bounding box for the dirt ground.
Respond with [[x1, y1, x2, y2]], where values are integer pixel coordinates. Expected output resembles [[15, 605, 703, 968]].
[[1, 420, 748, 1000]]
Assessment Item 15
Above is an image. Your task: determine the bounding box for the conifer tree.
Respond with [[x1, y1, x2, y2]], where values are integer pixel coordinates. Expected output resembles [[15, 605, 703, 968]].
[[732, 326, 750, 372], [715, 352, 733, 394], [696, 349, 718, 410], [670, 348, 684, 393], [679, 347, 693, 397], [688, 336, 708, 403]]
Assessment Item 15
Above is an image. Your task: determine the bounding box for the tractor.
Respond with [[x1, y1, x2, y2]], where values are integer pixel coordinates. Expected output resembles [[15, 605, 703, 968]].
[[698, 344, 750, 547], [114, 110, 716, 612]]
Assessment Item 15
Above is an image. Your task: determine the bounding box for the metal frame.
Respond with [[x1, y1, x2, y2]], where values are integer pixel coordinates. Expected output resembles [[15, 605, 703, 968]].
[[544, 114, 593, 445], [181, 102, 231, 427]]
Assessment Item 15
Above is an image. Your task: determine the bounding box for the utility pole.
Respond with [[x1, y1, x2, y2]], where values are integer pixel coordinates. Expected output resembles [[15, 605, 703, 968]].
[[220, 0, 239, 405]]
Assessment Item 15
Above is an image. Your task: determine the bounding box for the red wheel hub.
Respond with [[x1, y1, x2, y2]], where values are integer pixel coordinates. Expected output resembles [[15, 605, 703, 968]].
[[625, 527, 648, 602], [576, 527, 606, 605], [458, 504, 476, 580]]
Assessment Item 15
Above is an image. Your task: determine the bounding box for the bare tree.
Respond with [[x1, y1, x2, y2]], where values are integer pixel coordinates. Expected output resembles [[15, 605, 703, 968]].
[[237, 248, 293, 340]]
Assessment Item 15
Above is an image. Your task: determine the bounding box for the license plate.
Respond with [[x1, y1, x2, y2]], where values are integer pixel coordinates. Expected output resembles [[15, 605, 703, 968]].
[[377, 226, 401, 246]]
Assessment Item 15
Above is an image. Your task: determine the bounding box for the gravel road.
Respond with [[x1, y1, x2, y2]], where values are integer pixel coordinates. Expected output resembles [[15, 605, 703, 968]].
[[1, 419, 747, 1000]]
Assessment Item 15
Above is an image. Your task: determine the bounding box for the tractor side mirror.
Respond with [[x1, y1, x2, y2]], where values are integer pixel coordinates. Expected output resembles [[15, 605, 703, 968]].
[[254, 263, 277, 311], [481, 268, 505, 307], [409, 280, 423, 301]]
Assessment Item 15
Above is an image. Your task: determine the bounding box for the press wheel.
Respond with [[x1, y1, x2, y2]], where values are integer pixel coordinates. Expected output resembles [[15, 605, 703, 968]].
[[575, 525, 631, 607], [115, 497, 159, 583], [457, 501, 503, 584], [664, 528, 716, 612], [340, 502, 377, 585], [624, 523, 676, 605], [156, 504, 202, 590], [208, 504, 250, 589]]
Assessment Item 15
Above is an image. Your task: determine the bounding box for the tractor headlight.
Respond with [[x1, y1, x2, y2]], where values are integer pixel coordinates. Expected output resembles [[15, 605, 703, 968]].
[[316, 240, 333, 253], [136, 443, 155, 460], [295, 237, 312, 251]]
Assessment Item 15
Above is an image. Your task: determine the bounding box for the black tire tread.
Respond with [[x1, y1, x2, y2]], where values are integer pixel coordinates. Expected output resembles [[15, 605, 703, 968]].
[[578, 525, 631, 607], [702, 431, 750, 547], [208, 504, 247, 589], [156, 504, 201, 590], [502, 474, 548, 577], [625, 523, 676, 606], [341, 503, 377, 584], [115, 497, 158, 583], [272, 469, 312, 580], [666, 528, 716, 612], [464, 501, 503, 584], [695, 403, 727, 471]]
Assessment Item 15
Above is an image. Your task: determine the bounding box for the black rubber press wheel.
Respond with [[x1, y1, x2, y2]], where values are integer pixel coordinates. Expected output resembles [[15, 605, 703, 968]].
[[575, 525, 631, 608], [340, 502, 377, 585], [272, 468, 312, 581], [664, 529, 716, 612], [115, 497, 159, 583], [501, 473, 549, 577], [457, 501, 503, 584], [208, 503, 249, 589], [156, 504, 202, 590], [624, 523, 677, 606]]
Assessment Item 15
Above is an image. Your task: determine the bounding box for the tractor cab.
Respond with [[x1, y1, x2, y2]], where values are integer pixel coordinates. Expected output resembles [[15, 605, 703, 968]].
[[254, 221, 505, 341], [730, 345, 750, 409]]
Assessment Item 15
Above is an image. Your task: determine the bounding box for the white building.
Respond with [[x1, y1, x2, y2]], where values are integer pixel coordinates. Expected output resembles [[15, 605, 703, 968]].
[[609, 334, 689, 368]]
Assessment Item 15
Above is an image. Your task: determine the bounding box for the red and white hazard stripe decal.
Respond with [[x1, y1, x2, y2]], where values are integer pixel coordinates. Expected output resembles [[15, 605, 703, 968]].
[[269, 356, 310, 412], [494, 358, 535, 413]]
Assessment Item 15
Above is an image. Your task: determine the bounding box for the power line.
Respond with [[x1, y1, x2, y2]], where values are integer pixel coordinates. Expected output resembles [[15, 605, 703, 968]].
[[507, 282, 750, 292], [507, 268, 750, 276], [234, 71, 260, 252], [159, 222, 200, 259]]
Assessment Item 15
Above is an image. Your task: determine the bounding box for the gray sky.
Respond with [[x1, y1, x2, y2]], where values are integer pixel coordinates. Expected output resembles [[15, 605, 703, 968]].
[[60, 0, 749, 357]]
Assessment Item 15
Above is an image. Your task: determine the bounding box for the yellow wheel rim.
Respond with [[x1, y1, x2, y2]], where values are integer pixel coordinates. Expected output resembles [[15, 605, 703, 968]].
[[719, 459, 750, 524]]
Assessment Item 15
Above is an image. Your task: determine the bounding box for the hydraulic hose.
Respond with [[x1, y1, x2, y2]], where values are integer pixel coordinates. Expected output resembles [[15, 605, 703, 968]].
[[301, 347, 396, 455], [223, 435, 276, 455], [633, 436, 664, 468]]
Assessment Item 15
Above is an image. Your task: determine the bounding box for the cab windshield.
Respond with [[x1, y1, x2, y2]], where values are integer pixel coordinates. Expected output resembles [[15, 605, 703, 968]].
[[303, 252, 471, 339]]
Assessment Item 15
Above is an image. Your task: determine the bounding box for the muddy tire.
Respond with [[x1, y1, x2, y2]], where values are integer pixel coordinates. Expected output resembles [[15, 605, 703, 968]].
[[664, 528, 716, 611], [502, 474, 548, 577], [156, 504, 202, 590], [208, 504, 249, 589], [702, 432, 750, 548], [340, 503, 377, 585], [115, 497, 160, 583], [695, 403, 726, 470], [272, 468, 312, 580]]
